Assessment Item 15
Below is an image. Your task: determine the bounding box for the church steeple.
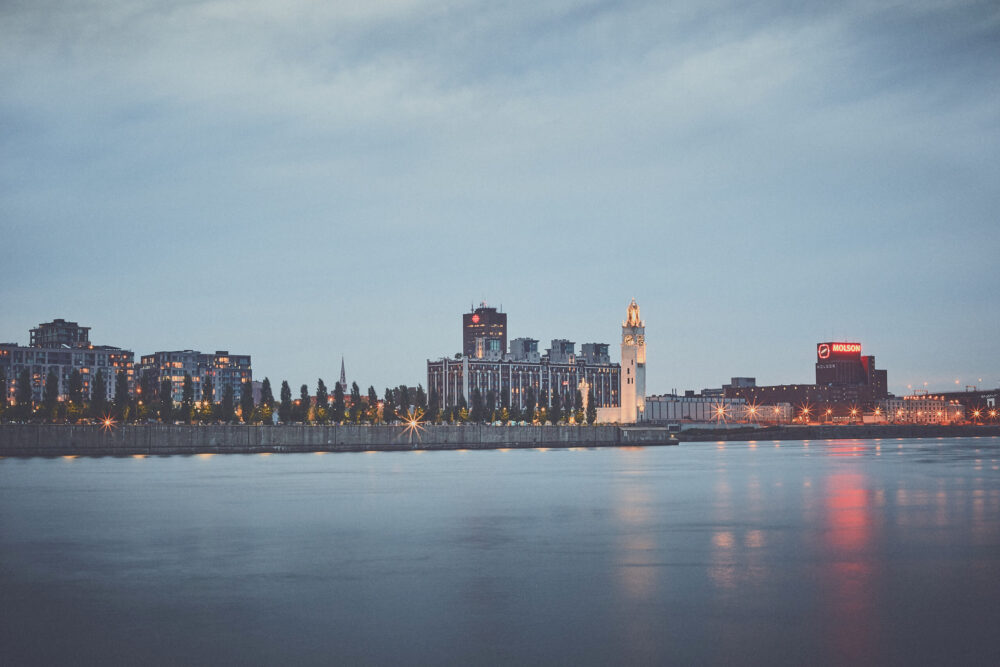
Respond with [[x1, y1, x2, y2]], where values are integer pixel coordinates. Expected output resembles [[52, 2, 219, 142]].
[[339, 356, 347, 392]]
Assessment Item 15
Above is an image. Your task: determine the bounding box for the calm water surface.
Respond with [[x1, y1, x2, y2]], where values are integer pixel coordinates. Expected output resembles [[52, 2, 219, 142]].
[[2, 438, 1000, 665]]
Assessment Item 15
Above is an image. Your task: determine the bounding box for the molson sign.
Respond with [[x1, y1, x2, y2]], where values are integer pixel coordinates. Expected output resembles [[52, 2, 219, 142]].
[[817, 342, 862, 360]]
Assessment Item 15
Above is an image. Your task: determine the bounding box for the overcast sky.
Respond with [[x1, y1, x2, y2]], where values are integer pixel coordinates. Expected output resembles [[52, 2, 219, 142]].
[[2, 0, 998, 396]]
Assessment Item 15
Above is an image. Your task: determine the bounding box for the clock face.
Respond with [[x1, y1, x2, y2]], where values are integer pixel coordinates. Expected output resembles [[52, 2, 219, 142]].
[[624, 335, 634, 345], [637, 335, 645, 345]]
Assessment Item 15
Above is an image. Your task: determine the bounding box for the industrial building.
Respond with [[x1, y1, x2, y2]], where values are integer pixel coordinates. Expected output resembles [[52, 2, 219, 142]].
[[724, 342, 888, 418], [429, 303, 624, 414]]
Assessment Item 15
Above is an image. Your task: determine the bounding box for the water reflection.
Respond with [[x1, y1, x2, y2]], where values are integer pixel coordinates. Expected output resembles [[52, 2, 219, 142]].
[[2, 437, 998, 666], [823, 472, 876, 662]]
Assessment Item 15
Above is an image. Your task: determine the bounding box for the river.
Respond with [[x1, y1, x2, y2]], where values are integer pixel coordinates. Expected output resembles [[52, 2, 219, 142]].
[[2, 437, 999, 665]]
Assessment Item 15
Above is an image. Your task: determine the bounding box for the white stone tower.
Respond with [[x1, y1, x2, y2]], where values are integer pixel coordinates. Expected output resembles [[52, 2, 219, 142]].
[[620, 299, 646, 423]]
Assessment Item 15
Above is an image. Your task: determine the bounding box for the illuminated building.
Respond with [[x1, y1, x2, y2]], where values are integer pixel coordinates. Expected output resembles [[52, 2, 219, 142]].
[[815, 342, 887, 393], [139, 350, 251, 403], [724, 341, 888, 417], [428, 305, 621, 413], [1, 319, 134, 403], [643, 394, 793, 424], [428, 343, 620, 413], [880, 396, 965, 424], [620, 299, 646, 424], [463, 303, 507, 359]]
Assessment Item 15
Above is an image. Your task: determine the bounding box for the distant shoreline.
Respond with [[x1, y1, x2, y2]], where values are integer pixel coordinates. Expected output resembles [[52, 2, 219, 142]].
[[0, 423, 997, 458]]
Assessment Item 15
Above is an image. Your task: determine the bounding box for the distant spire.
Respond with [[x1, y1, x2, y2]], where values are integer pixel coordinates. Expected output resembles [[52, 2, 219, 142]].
[[340, 356, 347, 390]]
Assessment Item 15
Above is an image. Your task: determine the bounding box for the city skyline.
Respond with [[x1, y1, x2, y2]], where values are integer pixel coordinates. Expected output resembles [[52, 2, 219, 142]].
[[2, 1, 998, 395]]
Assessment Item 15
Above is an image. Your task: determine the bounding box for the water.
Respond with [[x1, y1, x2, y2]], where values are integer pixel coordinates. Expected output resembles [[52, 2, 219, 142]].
[[2, 438, 999, 666]]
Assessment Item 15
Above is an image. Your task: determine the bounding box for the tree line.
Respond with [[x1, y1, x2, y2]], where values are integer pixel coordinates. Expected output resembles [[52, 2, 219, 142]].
[[0, 367, 599, 426]]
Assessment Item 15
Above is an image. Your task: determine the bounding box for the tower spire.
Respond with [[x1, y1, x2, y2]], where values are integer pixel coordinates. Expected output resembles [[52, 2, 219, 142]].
[[340, 356, 347, 391]]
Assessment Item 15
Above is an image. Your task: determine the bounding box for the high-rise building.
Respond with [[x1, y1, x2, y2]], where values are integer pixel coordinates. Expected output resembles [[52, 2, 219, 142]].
[[619, 299, 646, 423], [462, 303, 507, 358], [139, 350, 251, 403], [1, 319, 134, 403]]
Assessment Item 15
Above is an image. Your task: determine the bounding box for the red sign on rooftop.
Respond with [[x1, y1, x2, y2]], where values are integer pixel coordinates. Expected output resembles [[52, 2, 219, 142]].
[[817, 342, 862, 360]]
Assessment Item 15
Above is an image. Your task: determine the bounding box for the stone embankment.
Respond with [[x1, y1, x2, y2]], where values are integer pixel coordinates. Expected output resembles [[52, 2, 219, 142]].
[[1, 423, 996, 458], [0, 424, 678, 457], [675, 423, 1000, 442]]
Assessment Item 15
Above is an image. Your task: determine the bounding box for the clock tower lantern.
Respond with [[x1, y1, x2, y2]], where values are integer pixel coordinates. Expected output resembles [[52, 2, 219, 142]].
[[620, 299, 646, 423]]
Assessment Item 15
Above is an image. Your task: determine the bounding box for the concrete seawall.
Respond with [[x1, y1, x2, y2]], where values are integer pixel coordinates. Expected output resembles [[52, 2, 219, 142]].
[[2, 424, 996, 458], [0, 424, 678, 457], [675, 424, 1000, 442]]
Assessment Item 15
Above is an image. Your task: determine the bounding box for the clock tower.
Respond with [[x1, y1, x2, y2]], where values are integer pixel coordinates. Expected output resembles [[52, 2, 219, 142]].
[[620, 299, 646, 423]]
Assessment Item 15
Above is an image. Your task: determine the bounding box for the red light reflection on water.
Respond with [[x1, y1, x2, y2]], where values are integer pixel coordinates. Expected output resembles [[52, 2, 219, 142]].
[[823, 472, 878, 662]]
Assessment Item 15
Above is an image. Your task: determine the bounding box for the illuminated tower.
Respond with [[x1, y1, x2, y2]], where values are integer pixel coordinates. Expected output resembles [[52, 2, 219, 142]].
[[620, 299, 646, 423]]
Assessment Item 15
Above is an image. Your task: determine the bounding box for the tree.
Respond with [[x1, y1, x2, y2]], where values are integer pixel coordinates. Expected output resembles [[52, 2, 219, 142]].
[[549, 390, 562, 424], [332, 382, 346, 423], [397, 385, 410, 415], [485, 390, 497, 423], [259, 377, 275, 425], [91, 370, 108, 420], [427, 389, 440, 424], [524, 387, 536, 424], [279, 380, 293, 424], [509, 402, 521, 424], [382, 387, 395, 424], [349, 382, 362, 423], [42, 370, 60, 422], [586, 386, 597, 425], [68, 369, 84, 409], [315, 379, 329, 424], [113, 370, 130, 422], [220, 384, 235, 423], [160, 379, 174, 423], [200, 375, 215, 423], [15, 369, 33, 421], [415, 385, 427, 413], [367, 386, 379, 423], [469, 389, 483, 423], [181, 373, 195, 424], [239, 381, 254, 424], [298, 384, 311, 423], [0, 366, 6, 421], [574, 390, 584, 423]]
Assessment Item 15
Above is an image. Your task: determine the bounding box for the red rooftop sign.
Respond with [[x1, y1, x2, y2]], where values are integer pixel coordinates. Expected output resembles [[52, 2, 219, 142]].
[[817, 342, 862, 359]]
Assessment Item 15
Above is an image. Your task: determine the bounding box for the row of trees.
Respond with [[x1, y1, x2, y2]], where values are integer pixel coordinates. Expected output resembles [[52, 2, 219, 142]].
[[0, 366, 599, 426]]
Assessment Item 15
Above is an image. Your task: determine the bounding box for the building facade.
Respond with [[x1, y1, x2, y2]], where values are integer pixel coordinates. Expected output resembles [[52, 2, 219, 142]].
[[1, 319, 134, 404], [430, 304, 623, 414], [879, 396, 965, 424], [643, 394, 793, 424], [427, 346, 620, 412], [139, 350, 251, 403]]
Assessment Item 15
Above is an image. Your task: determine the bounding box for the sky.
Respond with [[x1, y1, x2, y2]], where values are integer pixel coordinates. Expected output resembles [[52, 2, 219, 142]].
[[2, 0, 998, 396]]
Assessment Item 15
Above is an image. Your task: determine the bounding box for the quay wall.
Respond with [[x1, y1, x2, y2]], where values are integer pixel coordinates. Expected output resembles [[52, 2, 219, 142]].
[[675, 423, 1000, 442], [0, 424, 678, 457], [1, 424, 997, 458]]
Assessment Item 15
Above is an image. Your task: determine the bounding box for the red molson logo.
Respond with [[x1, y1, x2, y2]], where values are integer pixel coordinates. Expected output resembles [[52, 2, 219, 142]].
[[818, 342, 861, 359]]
